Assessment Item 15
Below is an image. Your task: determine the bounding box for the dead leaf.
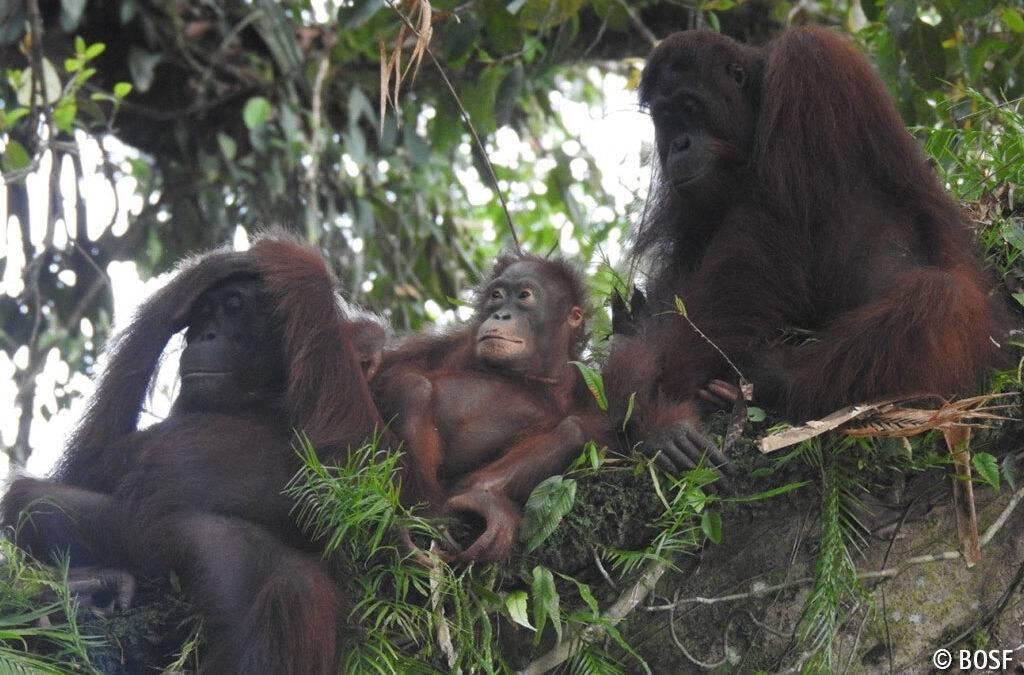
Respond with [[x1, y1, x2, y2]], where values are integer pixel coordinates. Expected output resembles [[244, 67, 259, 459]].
[[944, 425, 981, 566]]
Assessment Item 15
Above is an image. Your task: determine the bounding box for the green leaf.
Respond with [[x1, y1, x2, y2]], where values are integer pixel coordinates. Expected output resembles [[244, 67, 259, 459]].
[[505, 590, 534, 630], [16, 57, 62, 105], [462, 65, 504, 135], [531, 566, 562, 643], [570, 361, 607, 411], [707, 10, 721, 32], [340, 0, 384, 29], [64, 57, 81, 73], [243, 96, 272, 129], [701, 509, 723, 544], [60, 0, 86, 30], [1013, 293, 1024, 308], [84, 42, 106, 60], [113, 81, 132, 99], [518, 0, 584, 29], [545, 13, 579, 66], [74, 35, 86, 54], [127, 46, 161, 92], [1003, 223, 1024, 254], [684, 486, 706, 513], [520, 475, 576, 552], [481, 0, 523, 53], [75, 66, 96, 85], [747, 406, 766, 422], [0, 107, 29, 129], [441, 13, 480, 64], [728, 480, 810, 503], [53, 97, 76, 133], [403, 124, 430, 165], [972, 452, 1000, 490], [559, 574, 599, 615], [494, 62, 524, 128], [1003, 8, 1024, 33], [591, 0, 631, 31], [474, 584, 504, 608], [217, 133, 237, 161], [674, 295, 687, 318], [898, 19, 946, 84], [622, 392, 636, 431], [2, 139, 31, 172], [522, 36, 546, 63], [145, 226, 164, 268], [1001, 454, 1017, 490], [120, 0, 137, 24]]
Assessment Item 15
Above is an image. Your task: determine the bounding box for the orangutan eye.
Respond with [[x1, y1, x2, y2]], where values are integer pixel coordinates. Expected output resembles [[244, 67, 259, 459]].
[[490, 289, 504, 301], [519, 289, 533, 301]]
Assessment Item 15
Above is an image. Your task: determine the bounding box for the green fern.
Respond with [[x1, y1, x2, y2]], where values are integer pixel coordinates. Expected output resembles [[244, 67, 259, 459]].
[[794, 437, 868, 673], [568, 644, 627, 675], [287, 434, 516, 673], [0, 540, 100, 674]]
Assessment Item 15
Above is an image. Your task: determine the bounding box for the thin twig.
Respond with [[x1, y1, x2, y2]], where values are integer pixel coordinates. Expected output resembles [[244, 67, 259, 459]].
[[841, 606, 872, 675], [304, 43, 333, 244], [657, 306, 747, 383], [737, 608, 788, 638], [592, 547, 617, 589], [616, 0, 658, 47], [196, 10, 266, 98], [980, 483, 1023, 546], [874, 500, 915, 675], [668, 597, 729, 669], [581, 19, 608, 58], [889, 558, 1024, 673], [934, 559, 1024, 652], [383, 1, 522, 253]]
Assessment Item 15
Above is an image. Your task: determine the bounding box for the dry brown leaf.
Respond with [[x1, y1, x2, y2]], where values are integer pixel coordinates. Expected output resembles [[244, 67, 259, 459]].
[[758, 401, 898, 453], [758, 392, 1019, 453], [393, 24, 404, 112], [379, 0, 433, 129], [408, 0, 432, 82], [944, 425, 981, 566]]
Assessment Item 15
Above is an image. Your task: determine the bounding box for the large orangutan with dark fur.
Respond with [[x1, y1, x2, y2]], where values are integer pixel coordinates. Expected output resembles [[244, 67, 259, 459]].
[[605, 27, 999, 472], [1, 234, 384, 674], [374, 254, 606, 563]]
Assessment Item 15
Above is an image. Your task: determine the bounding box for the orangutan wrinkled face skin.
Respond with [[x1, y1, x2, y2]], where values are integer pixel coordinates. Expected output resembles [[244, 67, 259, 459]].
[[474, 261, 583, 374]]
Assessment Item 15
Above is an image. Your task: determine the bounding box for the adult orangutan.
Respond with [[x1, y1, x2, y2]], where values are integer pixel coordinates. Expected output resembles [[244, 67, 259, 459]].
[[373, 254, 606, 563], [604, 27, 1000, 474], [2, 234, 385, 674]]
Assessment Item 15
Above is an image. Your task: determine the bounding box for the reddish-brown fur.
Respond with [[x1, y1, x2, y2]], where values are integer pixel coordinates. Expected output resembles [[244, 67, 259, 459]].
[[605, 27, 999, 435], [2, 234, 382, 674], [373, 254, 605, 563]]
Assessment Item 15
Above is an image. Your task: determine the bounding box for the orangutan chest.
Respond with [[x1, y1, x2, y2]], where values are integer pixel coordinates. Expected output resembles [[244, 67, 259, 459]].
[[433, 375, 551, 470]]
